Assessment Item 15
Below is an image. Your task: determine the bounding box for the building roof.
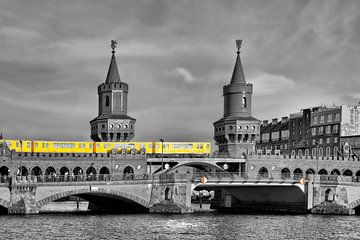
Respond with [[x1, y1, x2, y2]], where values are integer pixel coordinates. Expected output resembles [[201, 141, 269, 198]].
[[105, 52, 121, 83], [230, 50, 246, 84], [90, 114, 136, 123], [214, 115, 260, 124]]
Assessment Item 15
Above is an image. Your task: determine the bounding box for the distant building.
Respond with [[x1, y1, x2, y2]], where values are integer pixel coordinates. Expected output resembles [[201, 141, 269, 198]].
[[90, 41, 136, 142], [257, 117, 289, 155], [214, 40, 260, 158], [257, 104, 360, 159]]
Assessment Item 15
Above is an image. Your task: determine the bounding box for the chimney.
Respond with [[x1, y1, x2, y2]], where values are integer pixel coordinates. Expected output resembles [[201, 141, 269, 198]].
[[281, 117, 289, 123], [272, 118, 278, 125], [263, 120, 268, 126]]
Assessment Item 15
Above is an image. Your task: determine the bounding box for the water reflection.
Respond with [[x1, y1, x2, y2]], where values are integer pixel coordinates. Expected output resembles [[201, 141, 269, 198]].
[[0, 213, 359, 240]]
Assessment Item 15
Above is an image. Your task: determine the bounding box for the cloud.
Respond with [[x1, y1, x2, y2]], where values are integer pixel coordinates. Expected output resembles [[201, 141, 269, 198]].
[[249, 73, 296, 96], [166, 67, 202, 83]]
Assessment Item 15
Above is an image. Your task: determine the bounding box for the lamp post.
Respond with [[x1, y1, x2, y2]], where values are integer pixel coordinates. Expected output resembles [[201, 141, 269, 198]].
[[160, 139, 164, 172], [19, 140, 23, 177], [315, 141, 319, 175]]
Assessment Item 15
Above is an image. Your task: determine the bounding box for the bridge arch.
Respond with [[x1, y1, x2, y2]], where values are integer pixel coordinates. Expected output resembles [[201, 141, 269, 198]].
[[330, 169, 341, 175], [36, 188, 150, 212], [31, 166, 42, 176], [258, 167, 268, 178], [0, 197, 10, 212], [356, 170, 360, 177], [343, 169, 353, 176], [163, 161, 225, 174]]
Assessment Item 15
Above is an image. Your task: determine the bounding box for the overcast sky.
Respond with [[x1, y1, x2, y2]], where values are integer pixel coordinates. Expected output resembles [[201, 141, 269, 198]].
[[0, 0, 360, 145]]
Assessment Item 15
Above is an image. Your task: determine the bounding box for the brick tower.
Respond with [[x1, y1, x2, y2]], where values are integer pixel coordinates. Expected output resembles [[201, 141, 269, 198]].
[[213, 40, 260, 158], [90, 40, 136, 142]]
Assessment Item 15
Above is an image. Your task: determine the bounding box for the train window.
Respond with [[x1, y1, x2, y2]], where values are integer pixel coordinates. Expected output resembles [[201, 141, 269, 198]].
[[148, 144, 152, 148], [27, 142, 30, 148], [89, 143, 93, 148], [107, 144, 111, 149], [46, 143, 49, 148], [16, 142, 19, 147], [103, 144, 107, 149], [42, 143, 45, 148], [35, 143, 38, 148], [96, 144, 100, 148]]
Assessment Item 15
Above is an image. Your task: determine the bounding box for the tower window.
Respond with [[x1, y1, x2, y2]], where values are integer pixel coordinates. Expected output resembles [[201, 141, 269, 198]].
[[105, 96, 110, 107], [242, 97, 247, 108]]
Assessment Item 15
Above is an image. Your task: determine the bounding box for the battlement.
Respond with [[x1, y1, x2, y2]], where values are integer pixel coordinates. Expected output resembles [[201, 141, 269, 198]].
[[98, 82, 128, 93], [249, 149, 360, 162], [223, 82, 252, 95]]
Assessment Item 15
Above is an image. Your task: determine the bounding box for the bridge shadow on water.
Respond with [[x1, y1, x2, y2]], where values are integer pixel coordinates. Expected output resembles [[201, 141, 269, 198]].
[[40, 193, 149, 214]]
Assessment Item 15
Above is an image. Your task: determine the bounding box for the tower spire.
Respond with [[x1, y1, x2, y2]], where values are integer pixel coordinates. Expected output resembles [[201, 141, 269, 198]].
[[230, 39, 246, 84], [105, 40, 121, 83]]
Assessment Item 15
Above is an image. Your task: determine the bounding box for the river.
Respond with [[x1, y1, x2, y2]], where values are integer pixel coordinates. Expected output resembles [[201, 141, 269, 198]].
[[0, 213, 360, 239]]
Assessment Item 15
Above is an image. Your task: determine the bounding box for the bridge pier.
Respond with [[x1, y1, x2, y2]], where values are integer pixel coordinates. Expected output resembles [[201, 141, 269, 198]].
[[8, 182, 38, 215]]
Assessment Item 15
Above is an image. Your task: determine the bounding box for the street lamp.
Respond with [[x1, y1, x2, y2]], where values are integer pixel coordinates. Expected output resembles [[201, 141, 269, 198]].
[[315, 141, 319, 175], [19, 140, 23, 177], [160, 139, 164, 172]]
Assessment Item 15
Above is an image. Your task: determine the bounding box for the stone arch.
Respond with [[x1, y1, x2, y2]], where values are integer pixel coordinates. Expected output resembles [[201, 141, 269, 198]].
[[298, 150, 302, 157], [0, 198, 10, 209], [31, 166, 42, 176], [164, 187, 171, 200], [293, 168, 303, 180], [18, 166, 28, 176], [343, 169, 353, 176], [330, 169, 341, 175], [318, 169, 328, 175], [347, 199, 360, 209], [45, 166, 56, 175], [60, 167, 69, 175], [304, 149, 310, 157], [163, 162, 225, 174], [0, 166, 9, 182], [325, 189, 334, 202], [280, 168, 291, 179], [36, 188, 150, 210], [86, 166, 97, 175], [258, 167, 268, 178], [73, 166, 83, 175], [99, 167, 110, 175], [306, 168, 315, 175]]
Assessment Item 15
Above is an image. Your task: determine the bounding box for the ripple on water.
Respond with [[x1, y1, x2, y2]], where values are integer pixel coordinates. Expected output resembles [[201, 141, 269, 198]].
[[0, 213, 359, 240]]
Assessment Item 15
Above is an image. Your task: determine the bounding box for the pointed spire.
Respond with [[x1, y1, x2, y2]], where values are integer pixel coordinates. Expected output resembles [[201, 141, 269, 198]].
[[105, 40, 121, 83], [230, 39, 246, 84]]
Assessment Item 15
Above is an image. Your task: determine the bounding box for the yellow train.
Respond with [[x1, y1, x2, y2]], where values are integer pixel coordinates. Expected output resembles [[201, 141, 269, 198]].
[[0, 140, 211, 157]]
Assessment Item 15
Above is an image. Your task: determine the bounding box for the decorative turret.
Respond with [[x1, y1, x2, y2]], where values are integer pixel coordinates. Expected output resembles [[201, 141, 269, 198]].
[[90, 40, 136, 142], [213, 40, 260, 158]]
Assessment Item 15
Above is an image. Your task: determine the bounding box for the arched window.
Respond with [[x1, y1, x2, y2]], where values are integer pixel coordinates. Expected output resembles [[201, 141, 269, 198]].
[[325, 147, 331, 157], [305, 149, 309, 157], [318, 169, 328, 175], [258, 167, 268, 178], [333, 146, 338, 158], [319, 147, 323, 157], [105, 95, 110, 107], [330, 169, 340, 175], [312, 148, 316, 157], [281, 168, 291, 179], [242, 97, 247, 108], [343, 169, 352, 176], [293, 168, 303, 180], [298, 150, 302, 157]]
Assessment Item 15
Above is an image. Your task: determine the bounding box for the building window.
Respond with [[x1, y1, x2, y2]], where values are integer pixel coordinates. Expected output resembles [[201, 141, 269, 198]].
[[334, 137, 338, 143], [105, 96, 110, 107], [333, 125, 339, 134], [298, 150, 302, 156], [312, 127, 317, 136], [312, 148, 316, 156], [305, 149, 309, 156], [242, 97, 247, 108], [334, 146, 338, 156], [312, 139, 316, 145], [284, 144, 288, 150], [318, 126, 324, 135], [320, 115, 325, 124], [327, 114, 333, 123], [326, 138, 330, 144], [326, 147, 331, 157], [319, 138, 323, 144], [325, 126, 331, 134], [313, 116, 318, 124], [335, 113, 340, 122], [319, 147, 323, 157]]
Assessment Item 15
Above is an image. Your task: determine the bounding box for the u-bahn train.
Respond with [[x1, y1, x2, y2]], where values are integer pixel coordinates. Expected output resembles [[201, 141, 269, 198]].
[[0, 140, 211, 157]]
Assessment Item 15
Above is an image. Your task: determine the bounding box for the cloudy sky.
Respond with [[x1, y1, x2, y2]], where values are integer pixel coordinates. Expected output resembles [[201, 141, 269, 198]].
[[0, 0, 360, 145]]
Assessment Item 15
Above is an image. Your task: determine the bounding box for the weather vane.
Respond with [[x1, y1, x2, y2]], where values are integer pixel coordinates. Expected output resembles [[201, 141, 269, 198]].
[[111, 40, 117, 53], [236, 39, 242, 54]]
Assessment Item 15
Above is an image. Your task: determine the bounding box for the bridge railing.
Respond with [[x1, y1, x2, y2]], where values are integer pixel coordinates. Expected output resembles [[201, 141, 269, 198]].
[[10, 173, 193, 183]]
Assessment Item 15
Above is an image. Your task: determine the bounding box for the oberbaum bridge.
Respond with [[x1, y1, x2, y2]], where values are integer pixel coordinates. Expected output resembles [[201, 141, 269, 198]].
[[1, 40, 360, 215]]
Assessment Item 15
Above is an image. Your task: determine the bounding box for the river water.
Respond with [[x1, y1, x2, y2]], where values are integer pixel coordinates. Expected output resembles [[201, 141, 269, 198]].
[[0, 213, 360, 240]]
